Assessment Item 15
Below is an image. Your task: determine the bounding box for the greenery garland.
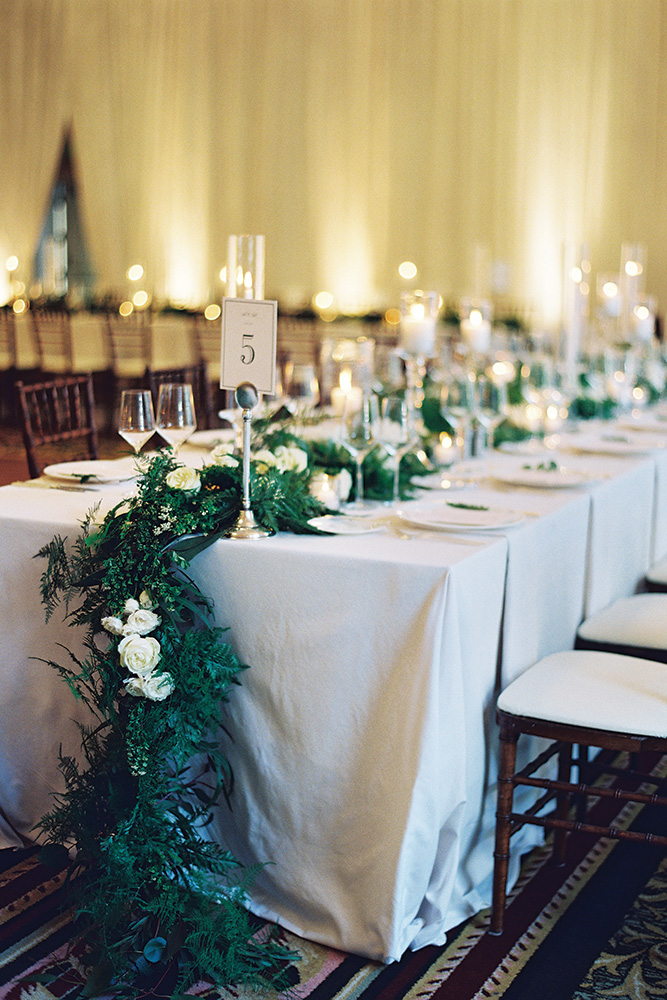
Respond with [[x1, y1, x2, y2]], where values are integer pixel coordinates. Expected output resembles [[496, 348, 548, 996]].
[[33, 437, 327, 999]]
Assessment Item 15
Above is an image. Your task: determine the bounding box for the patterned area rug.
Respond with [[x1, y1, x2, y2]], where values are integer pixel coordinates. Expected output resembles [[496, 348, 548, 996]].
[[1, 785, 666, 1000]]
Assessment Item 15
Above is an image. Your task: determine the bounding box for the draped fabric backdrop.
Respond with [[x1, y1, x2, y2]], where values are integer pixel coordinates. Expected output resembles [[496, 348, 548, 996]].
[[1, 0, 666, 330]]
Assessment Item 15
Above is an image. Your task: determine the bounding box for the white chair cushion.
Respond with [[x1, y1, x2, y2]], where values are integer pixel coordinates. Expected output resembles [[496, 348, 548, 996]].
[[576, 594, 667, 648], [647, 554, 667, 587], [497, 649, 667, 737]]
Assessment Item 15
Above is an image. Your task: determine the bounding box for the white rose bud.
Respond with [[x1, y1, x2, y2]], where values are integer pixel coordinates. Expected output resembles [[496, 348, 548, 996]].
[[124, 598, 140, 615], [118, 635, 161, 677], [139, 590, 156, 610], [142, 672, 175, 701], [165, 467, 201, 493], [101, 616, 125, 636], [123, 608, 161, 636]]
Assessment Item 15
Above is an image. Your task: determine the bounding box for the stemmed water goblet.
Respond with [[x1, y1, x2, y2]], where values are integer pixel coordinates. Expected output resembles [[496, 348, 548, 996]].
[[155, 383, 197, 457], [376, 395, 416, 505], [118, 389, 155, 459], [473, 372, 508, 455], [440, 369, 475, 464], [284, 362, 320, 425], [339, 392, 379, 511]]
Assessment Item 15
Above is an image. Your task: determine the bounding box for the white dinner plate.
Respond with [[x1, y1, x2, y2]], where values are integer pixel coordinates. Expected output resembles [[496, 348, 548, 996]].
[[308, 515, 385, 535], [496, 439, 552, 457], [564, 433, 664, 457], [489, 465, 592, 489], [186, 429, 236, 449], [43, 458, 140, 484], [397, 502, 524, 532]]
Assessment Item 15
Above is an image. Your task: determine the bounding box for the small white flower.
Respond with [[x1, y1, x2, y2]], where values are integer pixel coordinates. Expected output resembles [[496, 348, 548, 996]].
[[208, 442, 236, 461], [123, 608, 161, 636], [124, 672, 174, 701], [139, 590, 156, 610], [208, 452, 239, 469], [124, 598, 140, 615], [165, 467, 201, 493], [118, 634, 161, 677], [253, 448, 277, 474], [101, 616, 125, 636], [142, 672, 175, 701], [274, 445, 308, 473], [124, 676, 147, 698]]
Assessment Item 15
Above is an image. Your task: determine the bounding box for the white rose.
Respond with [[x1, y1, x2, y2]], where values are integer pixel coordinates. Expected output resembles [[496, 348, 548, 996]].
[[274, 445, 308, 473], [142, 672, 175, 701], [124, 598, 140, 615], [139, 590, 156, 610], [123, 608, 161, 635], [165, 467, 201, 492], [118, 634, 161, 677], [209, 442, 235, 459], [101, 616, 125, 636], [208, 451, 239, 469], [253, 448, 277, 474]]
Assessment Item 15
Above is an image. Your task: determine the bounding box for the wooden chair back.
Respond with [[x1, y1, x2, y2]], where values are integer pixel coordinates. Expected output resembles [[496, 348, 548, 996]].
[[145, 361, 214, 431], [103, 310, 153, 378], [16, 374, 99, 478], [490, 651, 667, 936], [0, 306, 18, 369], [29, 307, 74, 373]]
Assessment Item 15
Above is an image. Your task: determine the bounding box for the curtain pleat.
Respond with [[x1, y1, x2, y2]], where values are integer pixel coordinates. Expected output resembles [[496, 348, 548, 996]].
[[0, 0, 666, 326]]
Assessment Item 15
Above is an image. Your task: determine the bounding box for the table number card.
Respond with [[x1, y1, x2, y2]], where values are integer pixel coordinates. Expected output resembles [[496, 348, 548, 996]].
[[221, 298, 278, 395]]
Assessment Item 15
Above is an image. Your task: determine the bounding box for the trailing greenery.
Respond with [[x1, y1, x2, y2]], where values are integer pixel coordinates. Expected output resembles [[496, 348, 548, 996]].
[[34, 447, 326, 999]]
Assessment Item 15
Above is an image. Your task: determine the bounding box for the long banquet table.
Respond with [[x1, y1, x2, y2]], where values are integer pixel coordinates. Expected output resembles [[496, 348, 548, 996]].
[[1, 419, 666, 962]]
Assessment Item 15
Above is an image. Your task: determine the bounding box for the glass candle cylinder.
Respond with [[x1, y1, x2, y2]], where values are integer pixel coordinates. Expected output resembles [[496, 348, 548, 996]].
[[226, 235, 265, 299]]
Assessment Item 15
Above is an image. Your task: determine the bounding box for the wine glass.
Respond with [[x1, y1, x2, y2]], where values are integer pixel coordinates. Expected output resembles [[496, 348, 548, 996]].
[[284, 362, 320, 421], [440, 369, 475, 464], [339, 392, 379, 511], [156, 383, 197, 457], [473, 372, 508, 455], [376, 395, 416, 505], [118, 389, 155, 456]]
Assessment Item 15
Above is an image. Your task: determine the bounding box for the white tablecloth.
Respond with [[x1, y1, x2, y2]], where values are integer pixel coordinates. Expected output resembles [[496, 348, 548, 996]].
[[0, 420, 666, 961]]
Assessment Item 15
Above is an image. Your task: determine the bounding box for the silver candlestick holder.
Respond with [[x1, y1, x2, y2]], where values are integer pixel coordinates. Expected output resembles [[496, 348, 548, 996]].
[[226, 382, 272, 539]]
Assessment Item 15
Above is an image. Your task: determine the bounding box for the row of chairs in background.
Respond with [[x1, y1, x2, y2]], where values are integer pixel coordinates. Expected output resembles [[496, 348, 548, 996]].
[[1, 305, 400, 426], [15, 363, 217, 478], [0, 306, 232, 428]]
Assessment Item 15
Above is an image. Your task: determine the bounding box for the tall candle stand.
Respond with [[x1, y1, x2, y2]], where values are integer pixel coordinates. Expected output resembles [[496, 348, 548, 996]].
[[226, 382, 272, 539], [398, 290, 439, 430]]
